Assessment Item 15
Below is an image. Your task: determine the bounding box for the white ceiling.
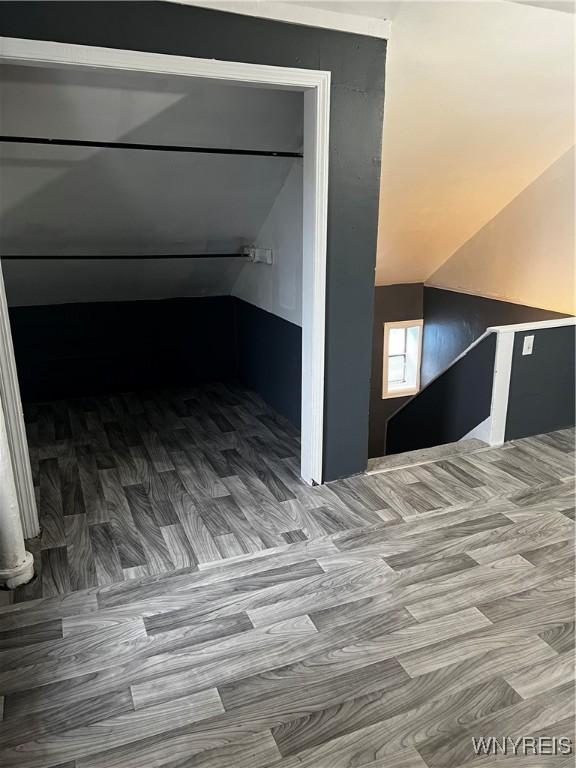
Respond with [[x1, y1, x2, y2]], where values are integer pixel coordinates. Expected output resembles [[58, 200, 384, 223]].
[[289, 0, 574, 285], [509, 1, 575, 13], [0, 64, 303, 258], [291, 0, 575, 16], [376, 0, 575, 284]]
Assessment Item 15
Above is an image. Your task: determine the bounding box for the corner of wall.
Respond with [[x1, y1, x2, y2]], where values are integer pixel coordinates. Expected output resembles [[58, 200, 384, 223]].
[[231, 160, 303, 327]]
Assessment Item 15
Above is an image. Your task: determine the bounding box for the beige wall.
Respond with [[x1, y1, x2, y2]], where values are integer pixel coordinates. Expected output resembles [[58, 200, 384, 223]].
[[374, 1, 574, 287], [427, 147, 575, 314]]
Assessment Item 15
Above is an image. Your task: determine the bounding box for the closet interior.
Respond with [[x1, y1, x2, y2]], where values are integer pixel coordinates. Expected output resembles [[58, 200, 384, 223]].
[[0, 61, 312, 597]]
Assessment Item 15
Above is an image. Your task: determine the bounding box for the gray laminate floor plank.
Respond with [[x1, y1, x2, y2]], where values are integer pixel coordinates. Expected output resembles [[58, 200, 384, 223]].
[[503, 650, 575, 699], [0, 689, 224, 768], [0, 688, 134, 749], [539, 620, 574, 654], [3, 400, 572, 768], [276, 678, 520, 767], [124, 484, 175, 575], [416, 682, 574, 768], [64, 515, 98, 592], [89, 523, 125, 586], [0, 618, 62, 651]]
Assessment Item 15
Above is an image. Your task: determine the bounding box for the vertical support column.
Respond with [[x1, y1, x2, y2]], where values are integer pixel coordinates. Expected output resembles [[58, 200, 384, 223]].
[[0, 262, 40, 539], [0, 399, 34, 589], [488, 329, 515, 446]]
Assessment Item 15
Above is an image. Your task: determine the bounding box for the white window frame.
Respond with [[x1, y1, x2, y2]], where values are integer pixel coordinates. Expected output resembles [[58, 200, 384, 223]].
[[382, 319, 423, 399], [0, 36, 330, 537]]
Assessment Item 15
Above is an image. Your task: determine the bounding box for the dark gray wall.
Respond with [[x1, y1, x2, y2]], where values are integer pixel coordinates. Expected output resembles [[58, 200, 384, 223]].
[[368, 284, 423, 458], [235, 299, 301, 428], [422, 287, 568, 386], [387, 334, 497, 455], [0, 1, 387, 481], [9, 297, 237, 402], [9, 297, 303, 428], [505, 325, 575, 441]]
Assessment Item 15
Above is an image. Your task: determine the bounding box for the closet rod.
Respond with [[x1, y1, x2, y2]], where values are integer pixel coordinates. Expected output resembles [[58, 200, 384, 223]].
[[1, 254, 246, 260], [0, 135, 303, 159]]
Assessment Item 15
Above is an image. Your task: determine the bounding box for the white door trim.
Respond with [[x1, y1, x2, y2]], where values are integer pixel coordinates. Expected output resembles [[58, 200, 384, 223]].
[[0, 36, 329, 539]]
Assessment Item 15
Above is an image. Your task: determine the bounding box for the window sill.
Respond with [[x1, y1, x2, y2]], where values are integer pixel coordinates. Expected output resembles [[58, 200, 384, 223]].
[[382, 387, 419, 400]]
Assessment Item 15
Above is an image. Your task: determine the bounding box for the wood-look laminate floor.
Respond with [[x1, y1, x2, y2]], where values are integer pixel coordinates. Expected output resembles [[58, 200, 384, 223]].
[[0, 384, 574, 767], [17, 383, 310, 600]]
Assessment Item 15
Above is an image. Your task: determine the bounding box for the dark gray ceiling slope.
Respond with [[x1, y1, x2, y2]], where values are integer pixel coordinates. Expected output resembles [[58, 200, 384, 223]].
[[0, 63, 303, 256], [0, 64, 304, 150]]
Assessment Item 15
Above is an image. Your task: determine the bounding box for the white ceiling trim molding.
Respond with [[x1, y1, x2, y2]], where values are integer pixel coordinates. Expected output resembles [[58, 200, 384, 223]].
[[168, 0, 391, 38]]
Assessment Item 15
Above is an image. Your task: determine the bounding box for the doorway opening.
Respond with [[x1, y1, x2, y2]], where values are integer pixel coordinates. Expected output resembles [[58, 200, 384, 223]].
[[0, 38, 329, 596]]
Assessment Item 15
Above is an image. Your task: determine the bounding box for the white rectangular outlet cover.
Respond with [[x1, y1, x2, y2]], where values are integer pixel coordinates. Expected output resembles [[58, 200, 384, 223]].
[[522, 335, 534, 355]]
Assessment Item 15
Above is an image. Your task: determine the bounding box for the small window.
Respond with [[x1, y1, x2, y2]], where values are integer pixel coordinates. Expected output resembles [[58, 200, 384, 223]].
[[382, 320, 423, 398]]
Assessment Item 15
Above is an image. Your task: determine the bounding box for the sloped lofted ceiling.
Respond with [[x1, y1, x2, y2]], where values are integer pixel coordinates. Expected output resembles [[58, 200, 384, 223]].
[[375, 0, 575, 286], [0, 63, 303, 304], [293, 0, 574, 290]]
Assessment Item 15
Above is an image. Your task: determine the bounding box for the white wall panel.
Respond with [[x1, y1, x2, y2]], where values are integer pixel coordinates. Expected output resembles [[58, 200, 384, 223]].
[[232, 160, 303, 325]]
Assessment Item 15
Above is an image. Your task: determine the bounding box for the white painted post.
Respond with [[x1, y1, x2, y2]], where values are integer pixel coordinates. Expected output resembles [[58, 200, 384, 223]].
[[488, 330, 515, 446], [0, 399, 34, 589]]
